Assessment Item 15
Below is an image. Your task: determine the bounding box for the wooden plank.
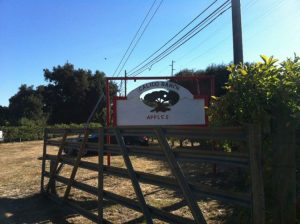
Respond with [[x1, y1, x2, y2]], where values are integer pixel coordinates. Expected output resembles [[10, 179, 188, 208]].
[[105, 128, 154, 137], [98, 128, 104, 224], [104, 190, 195, 224], [46, 130, 67, 193], [114, 128, 153, 224], [248, 124, 265, 224], [46, 140, 63, 147], [45, 154, 94, 169], [103, 144, 249, 167], [63, 129, 89, 200], [165, 128, 247, 140], [49, 160, 57, 194], [107, 126, 244, 132], [46, 193, 110, 224], [104, 144, 161, 155], [45, 172, 194, 224], [46, 126, 247, 140], [45, 128, 99, 135], [44, 128, 66, 134], [155, 128, 207, 224], [104, 166, 251, 207], [40, 129, 48, 192], [44, 155, 251, 207], [105, 126, 247, 140]]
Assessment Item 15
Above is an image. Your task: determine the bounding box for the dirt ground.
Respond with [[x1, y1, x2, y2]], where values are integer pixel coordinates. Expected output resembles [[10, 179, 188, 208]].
[[0, 140, 240, 224]]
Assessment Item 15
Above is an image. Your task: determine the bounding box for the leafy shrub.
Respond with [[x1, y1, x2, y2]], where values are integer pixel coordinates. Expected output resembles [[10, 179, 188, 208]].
[[0, 122, 101, 142], [209, 55, 300, 127], [208, 55, 300, 223]]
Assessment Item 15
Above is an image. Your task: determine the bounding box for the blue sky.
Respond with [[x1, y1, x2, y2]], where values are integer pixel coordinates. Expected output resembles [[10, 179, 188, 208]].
[[0, 0, 299, 106]]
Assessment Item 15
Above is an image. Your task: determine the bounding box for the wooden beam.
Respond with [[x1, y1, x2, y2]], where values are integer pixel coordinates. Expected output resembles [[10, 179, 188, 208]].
[[102, 144, 249, 167], [98, 128, 104, 224], [155, 128, 207, 224], [44, 155, 251, 207], [114, 128, 153, 224], [63, 129, 89, 200], [248, 124, 265, 224], [41, 129, 48, 192], [44, 172, 194, 224], [46, 130, 67, 193], [272, 115, 296, 224]]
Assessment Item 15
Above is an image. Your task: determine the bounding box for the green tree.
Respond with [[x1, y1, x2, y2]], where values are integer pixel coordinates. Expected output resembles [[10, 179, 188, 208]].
[[43, 63, 117, 124], [174, 64, 230, 96], [0, 106, 9, 126], [9, 85, 45, 125]]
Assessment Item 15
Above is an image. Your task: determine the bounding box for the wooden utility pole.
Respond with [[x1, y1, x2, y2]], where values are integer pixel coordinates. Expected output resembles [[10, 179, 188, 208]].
[[124, 70, 127, 96], [231, 0, 243, 64], [170, 60, 175, 76]]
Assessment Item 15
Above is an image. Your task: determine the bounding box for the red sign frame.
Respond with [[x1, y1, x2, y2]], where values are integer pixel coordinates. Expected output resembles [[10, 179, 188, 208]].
[[105, 76, 215, 166], [105, 76, 215, 128]]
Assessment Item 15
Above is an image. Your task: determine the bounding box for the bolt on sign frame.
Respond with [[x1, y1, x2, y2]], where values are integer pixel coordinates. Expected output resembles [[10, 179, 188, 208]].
[[105, 76, 215, 165]]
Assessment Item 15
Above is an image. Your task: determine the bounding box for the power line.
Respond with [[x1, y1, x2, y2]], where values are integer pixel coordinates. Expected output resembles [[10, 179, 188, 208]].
[[174, 15, 231, 64], [187, 34, 231, 65], [129, 0, 230, 76], [127, 0, 219, 75], [116, 0, 164, 77], [244, 0, 259, 9], [243, 0, 286, 29], [184, 0, 286, 68], [111, 0, 158, 77], [129, 1, 231, 77], [244, 1, 293, 44]]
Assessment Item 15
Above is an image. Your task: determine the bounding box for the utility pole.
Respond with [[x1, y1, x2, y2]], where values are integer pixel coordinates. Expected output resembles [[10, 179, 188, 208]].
[[170, 60, 175, 76], [124, 70, 127, 96], [231, 0, 243, 64]]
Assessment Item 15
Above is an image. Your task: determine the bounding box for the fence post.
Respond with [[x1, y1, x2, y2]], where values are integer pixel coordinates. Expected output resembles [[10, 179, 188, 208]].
[[98, 127, 104, 224], [297, 128, 300, 220], [248, 124, 265, 224], [272, 115, 296, 224], [41, 129, 47, 193], [49, 160, 57, 194]]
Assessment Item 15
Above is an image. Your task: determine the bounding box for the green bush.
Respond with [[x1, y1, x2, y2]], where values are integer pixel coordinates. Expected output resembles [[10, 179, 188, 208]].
[[0, 122, 101, 142], [209, 55, 300, 127], [208, 55, 300, 223]]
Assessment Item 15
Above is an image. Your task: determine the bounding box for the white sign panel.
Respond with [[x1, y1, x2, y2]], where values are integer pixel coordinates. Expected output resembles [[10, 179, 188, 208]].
[[116, 81, 206, 126]]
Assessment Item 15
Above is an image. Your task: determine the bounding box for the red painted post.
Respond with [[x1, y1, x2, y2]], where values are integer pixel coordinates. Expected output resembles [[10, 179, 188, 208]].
[[105, 79, 111, 166], [211, 76, 216, 96]]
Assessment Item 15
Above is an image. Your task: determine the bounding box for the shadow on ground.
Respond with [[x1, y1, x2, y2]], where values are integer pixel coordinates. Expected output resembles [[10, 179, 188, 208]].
[[0, 193, 85, 224]]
